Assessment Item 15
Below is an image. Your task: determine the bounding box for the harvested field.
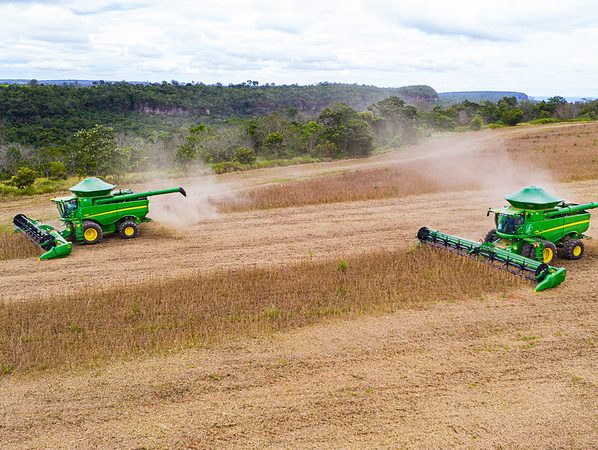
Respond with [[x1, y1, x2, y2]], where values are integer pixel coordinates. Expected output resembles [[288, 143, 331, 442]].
[[218, 122, 598, 212], [1, 123, 597, 448], [506, 122, 598, 181]]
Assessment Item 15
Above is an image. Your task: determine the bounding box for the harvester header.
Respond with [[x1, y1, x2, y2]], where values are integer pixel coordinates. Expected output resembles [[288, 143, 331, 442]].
[[13, 177, 186, 260], [418, 186, 598, 292]]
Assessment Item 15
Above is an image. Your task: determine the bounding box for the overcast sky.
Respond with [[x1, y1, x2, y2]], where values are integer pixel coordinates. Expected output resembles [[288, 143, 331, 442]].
[[1, 0, 596, 96]]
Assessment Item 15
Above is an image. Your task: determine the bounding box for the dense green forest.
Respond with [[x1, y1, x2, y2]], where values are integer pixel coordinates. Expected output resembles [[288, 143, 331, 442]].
[[0, 81, 597, 192], [438, 91, 529, 104], [0, 81, 438, 146]]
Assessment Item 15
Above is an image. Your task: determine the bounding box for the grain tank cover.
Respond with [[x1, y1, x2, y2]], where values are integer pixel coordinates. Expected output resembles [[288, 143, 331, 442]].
[[69, 177, 115, 197], [505, 186, 562, 210]]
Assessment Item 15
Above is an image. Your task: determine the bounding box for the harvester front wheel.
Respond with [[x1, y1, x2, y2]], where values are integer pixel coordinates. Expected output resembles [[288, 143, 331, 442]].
[[484, 229, 499, 243], [82, 221, 103, 245], [118, 220, 139, 239], [563, 239, 584, 260], [541, 240, 557, 264], [521, 243, 534, 258]]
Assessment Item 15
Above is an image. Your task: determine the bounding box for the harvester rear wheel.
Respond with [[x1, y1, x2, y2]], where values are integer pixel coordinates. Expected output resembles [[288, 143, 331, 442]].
[[484, 229, 499, 243], [563, 239, 584, 260], [541, 240, 557, 264], [118, 220, 139, 239], [82, 221, 103, 245]]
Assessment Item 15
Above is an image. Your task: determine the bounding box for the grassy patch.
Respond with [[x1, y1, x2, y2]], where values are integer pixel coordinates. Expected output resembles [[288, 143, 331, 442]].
[[212, 156, 320, 174], [517, 333, 541, 350], [0, 177, 74, 198], [0, 247, 521, 374]]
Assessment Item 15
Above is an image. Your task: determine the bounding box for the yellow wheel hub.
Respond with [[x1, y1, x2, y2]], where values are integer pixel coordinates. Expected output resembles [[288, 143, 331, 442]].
[[542, 247, 554, 263], [84, 228, 98, 241], [124, 226, 135, 237], [573, 245, 582, 257]]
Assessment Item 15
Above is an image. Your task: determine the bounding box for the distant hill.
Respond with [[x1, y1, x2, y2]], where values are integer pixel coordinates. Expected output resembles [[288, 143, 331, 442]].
[[438, 91, 529, 104], [0, 80, 439, 113], [0, 79, 148, 87], [530, 96, 596, 102], [0, 81, 439, 147]]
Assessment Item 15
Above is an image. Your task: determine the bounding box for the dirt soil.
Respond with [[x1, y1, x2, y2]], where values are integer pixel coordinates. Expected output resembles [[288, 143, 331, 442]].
[[1, 123, 597, 448]]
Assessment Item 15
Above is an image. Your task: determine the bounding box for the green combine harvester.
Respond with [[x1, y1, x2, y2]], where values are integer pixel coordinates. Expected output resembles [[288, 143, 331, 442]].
[[418, 186, 598, 292], [14, 177, 186, 260]]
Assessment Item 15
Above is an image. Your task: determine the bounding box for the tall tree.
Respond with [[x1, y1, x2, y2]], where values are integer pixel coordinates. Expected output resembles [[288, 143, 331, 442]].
[[69, 124, 129, 176]]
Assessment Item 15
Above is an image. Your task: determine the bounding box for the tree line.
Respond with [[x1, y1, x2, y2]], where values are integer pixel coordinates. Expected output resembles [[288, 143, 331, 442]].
[[1, 80, 597, 188]]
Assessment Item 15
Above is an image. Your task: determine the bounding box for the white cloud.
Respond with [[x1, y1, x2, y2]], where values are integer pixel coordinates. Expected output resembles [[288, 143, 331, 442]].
[[0, 0, 596, 96]]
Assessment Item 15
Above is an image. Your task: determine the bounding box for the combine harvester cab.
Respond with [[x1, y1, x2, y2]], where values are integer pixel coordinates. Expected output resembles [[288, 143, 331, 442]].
[[418, 186, 598, 292], [13, 177, 186, 260]]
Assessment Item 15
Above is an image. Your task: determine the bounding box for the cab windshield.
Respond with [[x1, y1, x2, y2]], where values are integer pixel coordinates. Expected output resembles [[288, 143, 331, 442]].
[[58, 199, 78, 218], [497, 213, 524, 235]]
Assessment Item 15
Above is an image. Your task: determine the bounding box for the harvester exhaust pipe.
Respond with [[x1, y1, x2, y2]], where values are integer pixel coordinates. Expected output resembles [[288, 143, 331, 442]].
[[416, 227, 567, 292]]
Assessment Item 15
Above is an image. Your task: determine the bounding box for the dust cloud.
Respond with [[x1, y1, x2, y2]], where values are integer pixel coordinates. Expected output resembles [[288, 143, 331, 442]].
[[393, 131, 568, 204], [142, 165, 234, 229]]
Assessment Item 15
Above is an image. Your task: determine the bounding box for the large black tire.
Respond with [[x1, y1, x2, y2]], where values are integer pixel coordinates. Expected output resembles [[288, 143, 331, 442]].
[[541, 240, 557, 264], [521, 243, 534, 259], [484, 229, 499, 243], [563, 239, 584, 260], [118, 220, 139, 239], [82, 220, 103, 245]]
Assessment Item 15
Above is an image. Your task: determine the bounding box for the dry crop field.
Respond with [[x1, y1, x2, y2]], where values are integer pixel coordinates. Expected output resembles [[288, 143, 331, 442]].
[[1, 122, 597, 448], [506, 122, 598, 181]]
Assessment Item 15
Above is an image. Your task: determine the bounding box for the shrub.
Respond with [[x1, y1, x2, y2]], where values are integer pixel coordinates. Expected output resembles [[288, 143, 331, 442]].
[[212, 161, 247, 174], [264, 132, 283, 146], [314, 140, 338, 158], [47, 161, 68, 180], [12, 167, 37, 189], [234, 147, 257, 165], [337, 259, 349, 272], [501, 108, 524, 126], [389, 134, 403, 147], [470, 115, 484, 130], [528, 117, 560, 125]]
